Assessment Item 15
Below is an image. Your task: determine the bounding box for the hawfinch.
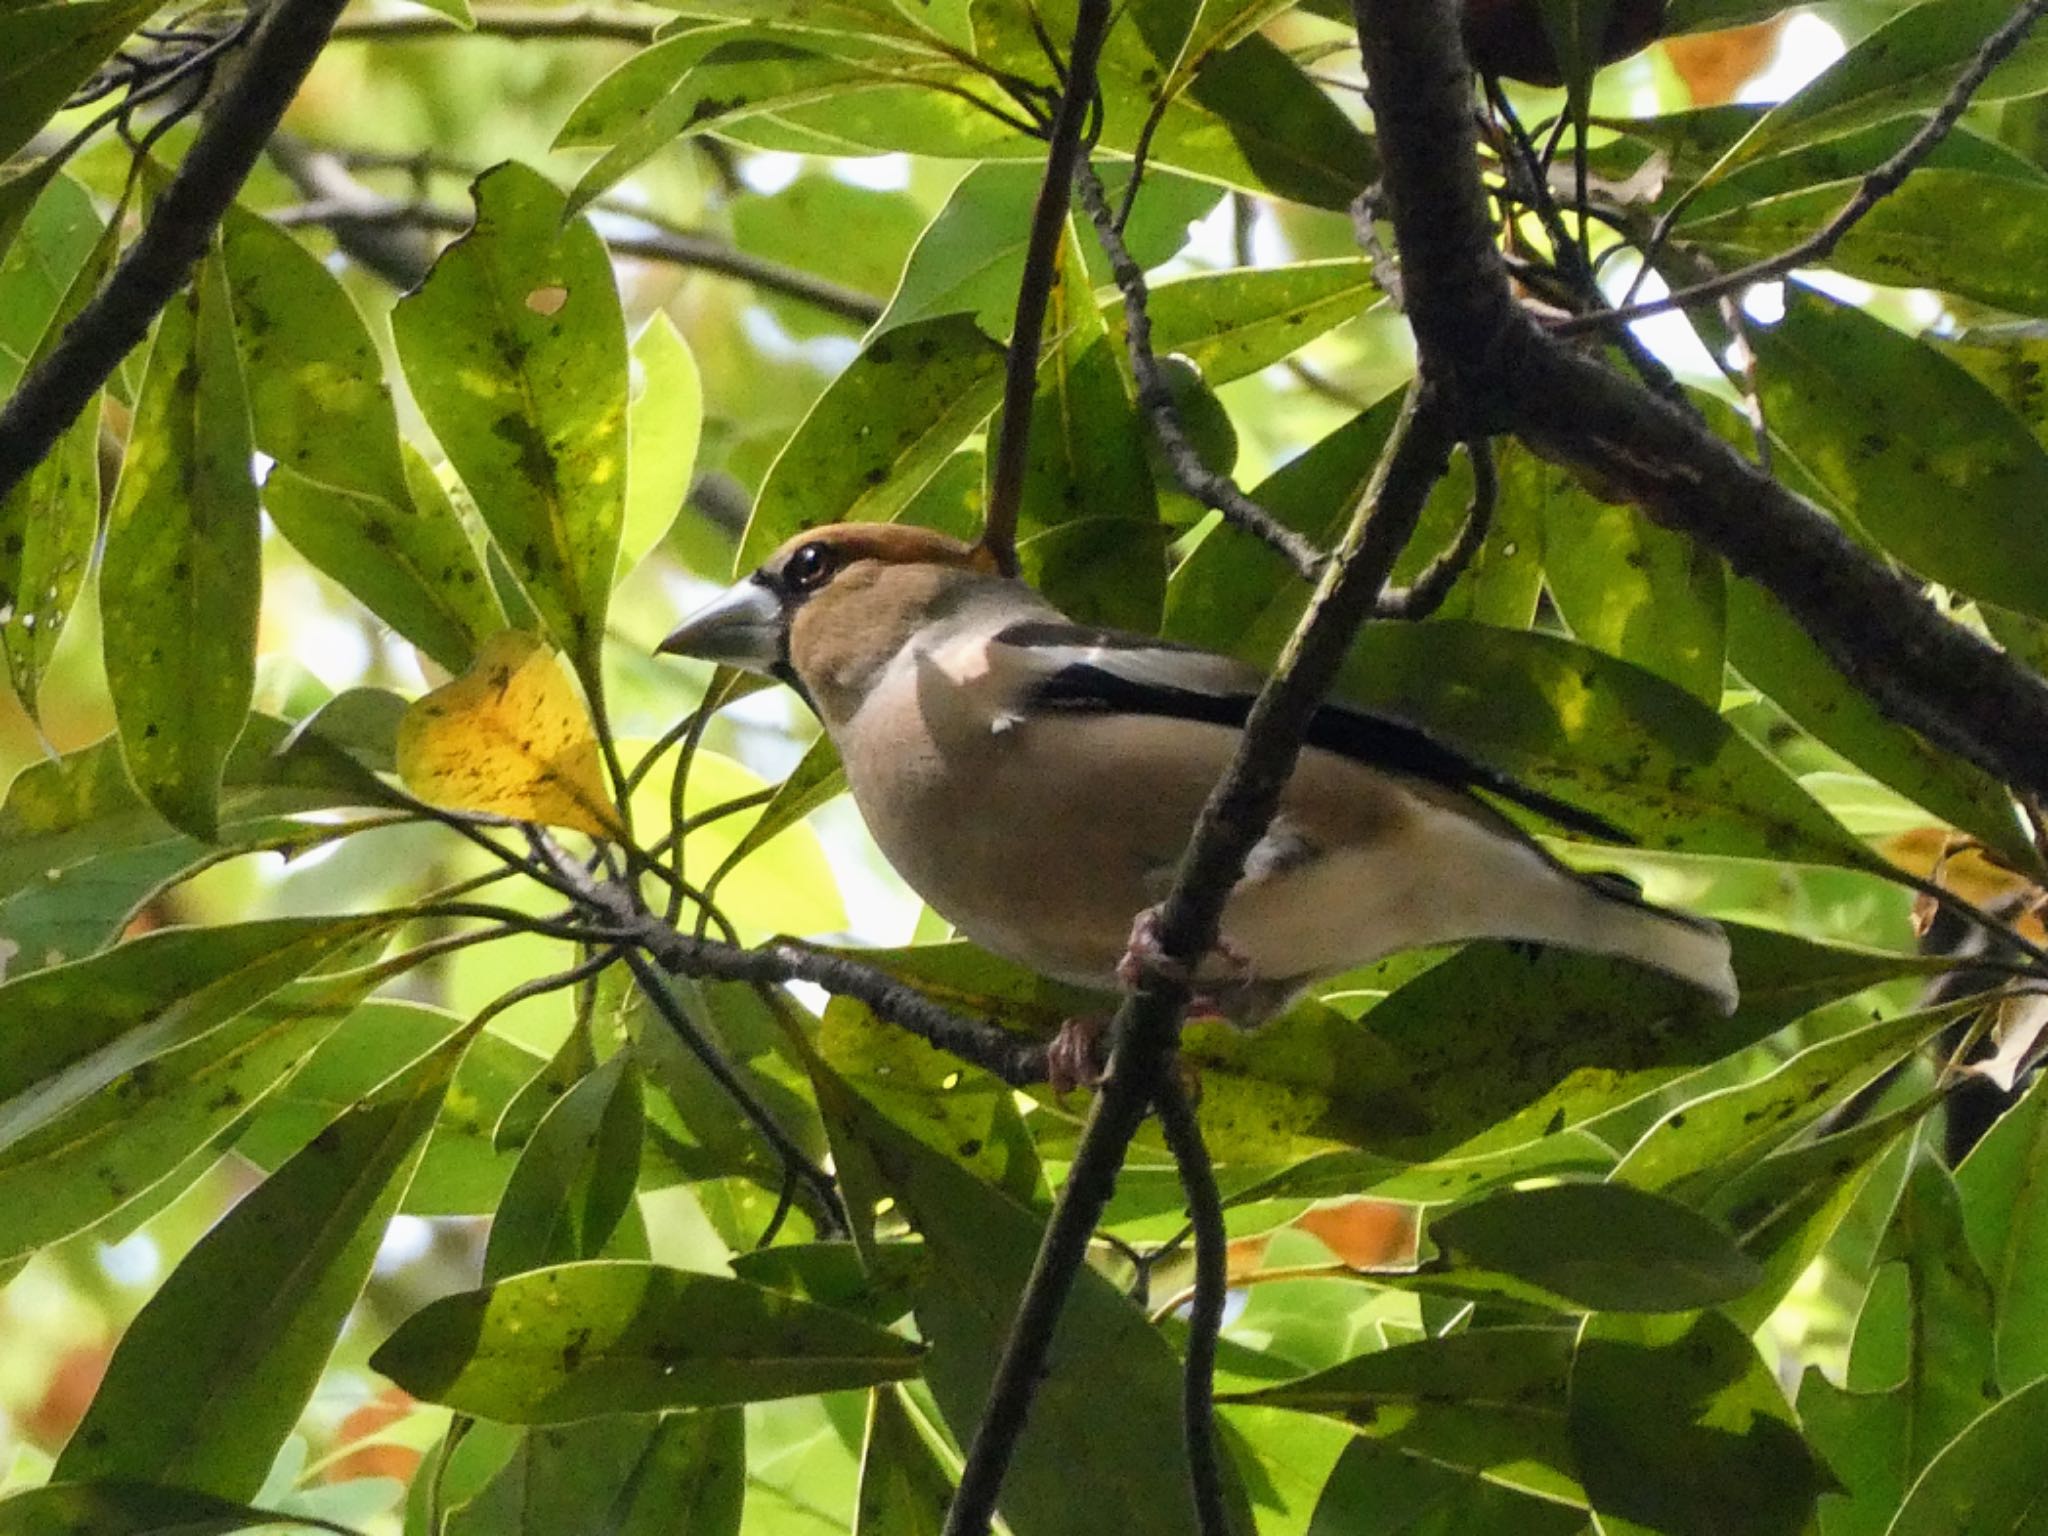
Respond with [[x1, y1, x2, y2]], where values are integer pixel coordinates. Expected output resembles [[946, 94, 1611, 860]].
[[659, 523, 1739, 1025]]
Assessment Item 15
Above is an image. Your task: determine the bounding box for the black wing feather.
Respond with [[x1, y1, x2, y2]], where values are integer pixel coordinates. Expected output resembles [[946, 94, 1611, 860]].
[[1018, 640, 1630, 845]]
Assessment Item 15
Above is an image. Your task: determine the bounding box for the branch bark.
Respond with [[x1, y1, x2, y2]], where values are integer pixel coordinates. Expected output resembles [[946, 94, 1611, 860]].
[[1352, 0, 2048, 803], [0, 0, 351, 503], [977, 0, 1113, 577]]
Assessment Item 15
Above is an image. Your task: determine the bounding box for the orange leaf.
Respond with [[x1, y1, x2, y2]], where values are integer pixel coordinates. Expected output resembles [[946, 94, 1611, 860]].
[[397, 630, 619, 837]]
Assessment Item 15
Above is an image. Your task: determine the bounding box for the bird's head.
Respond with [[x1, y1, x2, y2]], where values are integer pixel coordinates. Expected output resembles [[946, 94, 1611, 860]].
[[657, 522, 1017, 723]]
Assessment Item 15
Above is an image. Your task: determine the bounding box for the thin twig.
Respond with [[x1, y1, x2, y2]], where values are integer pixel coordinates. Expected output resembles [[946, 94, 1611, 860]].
[[1374, 438, 1497, 620], [266, 199, 887, 323], [1154, 1076, 1230, 1536], [977, 0, 1112, 577], [621, 948, 848, 1234], [940, 383, 1454, 1536], [1076, 163, 1328, 583], [0, 0, 353, 502], [1556, 0, 2048, 336], [533, 836, 1052, 1086]]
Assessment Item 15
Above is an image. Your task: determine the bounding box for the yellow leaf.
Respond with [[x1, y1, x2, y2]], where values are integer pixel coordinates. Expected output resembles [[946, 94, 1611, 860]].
[[397, 630, 620, 837]]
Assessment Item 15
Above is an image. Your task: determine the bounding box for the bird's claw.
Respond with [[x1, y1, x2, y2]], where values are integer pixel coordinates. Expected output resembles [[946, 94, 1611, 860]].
[[1046, 1015, 1109, 1097], [1116, 907, 1251, 991]]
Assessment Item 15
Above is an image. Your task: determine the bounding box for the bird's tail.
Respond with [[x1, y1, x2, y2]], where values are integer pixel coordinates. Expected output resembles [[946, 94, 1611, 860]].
[[1564, 875, 1739, 1014]]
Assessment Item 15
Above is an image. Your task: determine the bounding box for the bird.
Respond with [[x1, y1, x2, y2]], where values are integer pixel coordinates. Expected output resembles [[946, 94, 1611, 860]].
[[658, 522, 1739, 1076]]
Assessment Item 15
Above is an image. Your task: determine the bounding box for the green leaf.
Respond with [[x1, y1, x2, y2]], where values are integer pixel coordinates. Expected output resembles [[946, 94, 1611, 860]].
[[0, 971, 401, 1263], [1699, 0, 2048, 186], [233, 1002, 530, 1217], [1130, 30, 1377, 209], [0, 156, 60, 269], [1224, 1327, 1583, 1507], [822, 1067, 1214, 1536], [1429, 1183, 1762, 1311], [1800, 1150, 2002, 1536], [1612, 1000, 1968, 1194], [1316, 924, 1936, 1163], [621, 311, 703, 577], [1006, 269, 1164, 631], [371, 1261, 923, 1421], [1569, 1311, 1828, 1536], [1708, 1108, 1923, 1335], [1336, 619, 1876, 869], [446, 1410, 745, 1536], [0, 916, 393, 1127], [0, 715, 389, 926], [0, 0, 166, 163], [856, 1388, 954, 1536], [0, 173, 98, 399], [1682, 172, 2048, 318], [1542, 486, 1725, 705], [219, 206, 410, 508], [820, 996, 1042, 1205], [482, 1054, 646, 1280], [729, 1241, 925, 1328], [220, 208, 499, 672], [1752, 286, 2048, 623], [53, 1034, 457, 1499], [563, 33, 951, 212], [737, 314, 1007, 573], [1302, 1436, 1584, 1536], [1955, 1070, 2048, 1392], [1129, 259, 1382, 386], [1, 175, 112, 715], [100, 250, 260, 841], [879, 161, 1221, 337], [392, 162, 629, 683], [0, 1482, 353, 1536], [1726, 575, 2036, 873], [1884, 1375, 2048, 1536]]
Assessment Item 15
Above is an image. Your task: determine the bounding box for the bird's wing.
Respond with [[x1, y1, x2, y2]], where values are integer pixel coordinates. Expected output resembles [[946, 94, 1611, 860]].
[[986, 618, 1630, 843]]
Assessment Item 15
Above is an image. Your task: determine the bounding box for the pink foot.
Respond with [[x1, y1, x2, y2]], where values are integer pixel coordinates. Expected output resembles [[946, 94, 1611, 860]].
[[1046, 1015, 1109, 1097], [1115, 908, 1252, 991]]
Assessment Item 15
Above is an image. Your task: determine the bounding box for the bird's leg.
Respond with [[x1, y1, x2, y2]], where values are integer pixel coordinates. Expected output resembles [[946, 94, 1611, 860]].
[[1046, 1014, 1111, 1096]]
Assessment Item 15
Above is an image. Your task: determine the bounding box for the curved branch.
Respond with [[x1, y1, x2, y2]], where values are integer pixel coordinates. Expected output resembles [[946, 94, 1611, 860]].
[[0, 0, 352, 503], [1374, 437, 1496, 620], [1078, 162, 1327, 582], [1559, 0, 2048, 336], [1351, 0, 2048, 803]]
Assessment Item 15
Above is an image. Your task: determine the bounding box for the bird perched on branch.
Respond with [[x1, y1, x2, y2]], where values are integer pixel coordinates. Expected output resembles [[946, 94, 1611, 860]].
[[659, 523, 1738, 1075]]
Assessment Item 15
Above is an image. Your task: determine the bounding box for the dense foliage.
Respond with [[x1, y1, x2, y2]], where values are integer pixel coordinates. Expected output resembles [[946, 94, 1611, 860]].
[[3, 0, 2048, 1532]]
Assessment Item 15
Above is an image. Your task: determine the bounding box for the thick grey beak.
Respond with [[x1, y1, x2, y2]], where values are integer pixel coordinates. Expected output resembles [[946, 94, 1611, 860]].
[[656, 578, 784, 674]]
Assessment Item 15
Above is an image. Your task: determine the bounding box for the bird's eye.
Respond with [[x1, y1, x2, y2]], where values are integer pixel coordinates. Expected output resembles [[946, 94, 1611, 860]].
[[783, 541, 838, 592]]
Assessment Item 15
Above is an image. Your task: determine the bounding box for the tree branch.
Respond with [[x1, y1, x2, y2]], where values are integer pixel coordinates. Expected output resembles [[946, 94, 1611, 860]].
[[1559, 0, 2048, 335], [267, 197, 886, 323], [940, 382, 1454, 1536], [977, 0, 1112, 577], [535, 846, 1052, 1087], [1351, 0, 2048, 804], [0, 0, 352, 503], [1076, 163, 1327, 583], [327, 6, 660, 44], [1375, 437, 1496, 620], [1155, 1075, 1230, 1536]]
